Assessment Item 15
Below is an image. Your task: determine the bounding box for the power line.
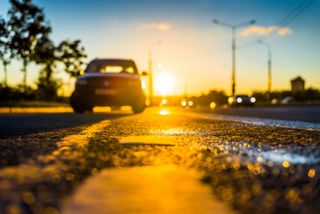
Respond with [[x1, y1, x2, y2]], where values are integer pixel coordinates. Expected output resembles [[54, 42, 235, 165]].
[[160, 1, 315, 66], [277, 0, 315, 26]]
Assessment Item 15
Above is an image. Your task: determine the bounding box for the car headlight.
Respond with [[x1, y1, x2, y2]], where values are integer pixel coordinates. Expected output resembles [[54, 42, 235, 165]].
[[228, 97, 234, 104], [250, 97, 256, 103], [236, 97, 242, 103], [181, 101, 187, 107], [76, 79, 87, 85], [188, 101, 194, 106]]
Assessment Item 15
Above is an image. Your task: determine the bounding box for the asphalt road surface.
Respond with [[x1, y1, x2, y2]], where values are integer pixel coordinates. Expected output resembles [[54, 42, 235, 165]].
[[0, 107, 320, 214], [211, 105, 320, 123]]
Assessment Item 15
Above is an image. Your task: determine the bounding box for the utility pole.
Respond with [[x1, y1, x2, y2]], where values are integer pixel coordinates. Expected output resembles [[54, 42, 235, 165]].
[[184, 78, 188, 98], [147, 41, 161, 106], [148, 49, 153, 105], [212, 19, 256, 96], [258, 40, 272, 102], [232, 27, 236, 97]]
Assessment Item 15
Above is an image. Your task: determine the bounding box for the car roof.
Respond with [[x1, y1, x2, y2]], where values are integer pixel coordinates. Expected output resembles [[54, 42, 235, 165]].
[[90, 58, 135, 65]]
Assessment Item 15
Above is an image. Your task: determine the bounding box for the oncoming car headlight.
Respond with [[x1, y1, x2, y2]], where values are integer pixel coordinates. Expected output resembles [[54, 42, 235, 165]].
[[181, 100, 187, 107], [228, 97, 233, 104], [236, 97, 243, 103], [250, 97, 256, 103]]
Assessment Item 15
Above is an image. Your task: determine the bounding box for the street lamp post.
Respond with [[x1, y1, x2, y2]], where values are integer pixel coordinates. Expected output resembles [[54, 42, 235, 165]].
[[148, 41, 161, 105], [212, 19, 256, 96], [148, 49, 153, 105], [258, 40, 272, 102]]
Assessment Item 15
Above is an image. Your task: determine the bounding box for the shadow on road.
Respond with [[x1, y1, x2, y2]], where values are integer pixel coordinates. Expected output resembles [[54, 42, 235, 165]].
[[0, 112, 129, 138]]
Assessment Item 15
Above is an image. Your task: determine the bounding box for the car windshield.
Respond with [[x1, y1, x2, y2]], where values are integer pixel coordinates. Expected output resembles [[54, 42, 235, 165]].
[[99, 65, 135, 74], [86, 60, 137, 74]]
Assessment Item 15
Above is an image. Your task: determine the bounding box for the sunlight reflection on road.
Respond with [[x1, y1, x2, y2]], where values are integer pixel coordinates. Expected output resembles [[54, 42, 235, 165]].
[[159, 109, 170, 116]]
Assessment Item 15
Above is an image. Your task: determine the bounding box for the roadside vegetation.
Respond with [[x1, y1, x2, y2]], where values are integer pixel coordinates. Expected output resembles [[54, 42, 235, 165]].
[[154, 88, 320, 108], [0, 0, 87, 104]]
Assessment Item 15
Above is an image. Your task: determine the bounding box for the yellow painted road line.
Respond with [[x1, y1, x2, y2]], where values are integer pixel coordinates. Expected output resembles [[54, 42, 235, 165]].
[[0, 119, 111, 188], [120, 135, 176, 146], [62, 165, 234, 214]]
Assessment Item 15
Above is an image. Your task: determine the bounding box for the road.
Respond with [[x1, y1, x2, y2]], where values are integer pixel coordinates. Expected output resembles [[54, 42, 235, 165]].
[[0, 107, 320, 213], [210, 105, 320, 123]]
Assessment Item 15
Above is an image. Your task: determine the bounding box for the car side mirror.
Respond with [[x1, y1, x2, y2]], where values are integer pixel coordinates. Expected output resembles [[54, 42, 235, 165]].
[[141, 71, 148, 76]]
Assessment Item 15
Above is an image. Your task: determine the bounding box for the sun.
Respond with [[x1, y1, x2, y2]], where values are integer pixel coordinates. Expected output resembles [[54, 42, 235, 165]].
[[154, 73, 175, 96]]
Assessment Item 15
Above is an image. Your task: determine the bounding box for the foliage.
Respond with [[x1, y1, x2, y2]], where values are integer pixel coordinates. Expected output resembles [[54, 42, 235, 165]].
[[7, 0, 52, 88], [36, 71, 62, 101], [191, 90, 228, 106], [0, 84, 36, 101], [252, 89, 320, 102], [0, 0, 87, 101], [0, 16, 11, 87], [57, 40, 87, 77]]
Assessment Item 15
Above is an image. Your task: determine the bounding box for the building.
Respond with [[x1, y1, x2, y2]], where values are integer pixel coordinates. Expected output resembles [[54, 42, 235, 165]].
[[291, 76, 305, 93]]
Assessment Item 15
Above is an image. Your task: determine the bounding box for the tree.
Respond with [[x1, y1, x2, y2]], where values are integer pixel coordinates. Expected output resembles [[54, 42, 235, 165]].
[[57, 40, 87, 77], [0, 17, 11, 87], [34, 34, 56, 80], [33, 32, 63, 100], [7, 0, 51, 91]]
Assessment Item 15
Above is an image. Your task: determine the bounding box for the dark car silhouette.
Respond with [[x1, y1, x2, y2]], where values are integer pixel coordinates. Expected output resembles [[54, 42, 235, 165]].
[[70, 58, 146, 113], [228, 94, 256, 107]]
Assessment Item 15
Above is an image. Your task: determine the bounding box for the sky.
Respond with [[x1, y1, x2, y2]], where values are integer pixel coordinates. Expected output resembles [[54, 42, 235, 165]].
[[0, 0, 319, 96]]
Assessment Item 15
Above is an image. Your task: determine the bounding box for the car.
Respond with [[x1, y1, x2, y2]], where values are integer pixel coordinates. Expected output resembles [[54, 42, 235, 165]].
[[181, 100, 194, 108], [281, 96, 293, 104], [70, 58, 146, 113], [228, 94, 256, 106]]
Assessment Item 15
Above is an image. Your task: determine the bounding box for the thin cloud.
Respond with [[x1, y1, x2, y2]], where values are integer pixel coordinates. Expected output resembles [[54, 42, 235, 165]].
[[241, 25, 292, 37], [140, 22, 172, 31]]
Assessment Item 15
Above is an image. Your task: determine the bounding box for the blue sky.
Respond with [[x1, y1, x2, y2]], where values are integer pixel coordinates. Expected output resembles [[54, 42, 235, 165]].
[[0, 0, 319, 95]]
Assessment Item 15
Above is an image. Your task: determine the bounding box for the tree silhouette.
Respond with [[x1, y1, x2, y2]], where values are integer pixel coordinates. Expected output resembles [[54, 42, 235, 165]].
[[7, 0, 51, 91], [33, 34, 62, 100], [0, 17, 11, 88], [57, 40, 87, 78], [34, 34, 56, 80]]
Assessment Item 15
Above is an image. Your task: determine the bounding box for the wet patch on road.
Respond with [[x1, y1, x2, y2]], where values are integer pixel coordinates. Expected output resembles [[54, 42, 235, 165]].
[[201, 113, 320, 131]]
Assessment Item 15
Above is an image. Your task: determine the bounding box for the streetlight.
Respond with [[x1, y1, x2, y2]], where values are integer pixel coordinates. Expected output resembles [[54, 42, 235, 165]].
[[212, 19, 256, 96], [148, 40, 161, 105], [258, 39, 272, 102]]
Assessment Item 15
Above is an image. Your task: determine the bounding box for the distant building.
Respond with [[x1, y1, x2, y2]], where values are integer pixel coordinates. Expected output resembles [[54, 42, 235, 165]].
[[291, 76, 305, 93]]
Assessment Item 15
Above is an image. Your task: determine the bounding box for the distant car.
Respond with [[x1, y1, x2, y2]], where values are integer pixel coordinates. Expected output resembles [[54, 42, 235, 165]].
[[228, 95, 256, 106], [70, 58, 146, 113], [281, 96, 293, 104], [181, 100, 194, 108]]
